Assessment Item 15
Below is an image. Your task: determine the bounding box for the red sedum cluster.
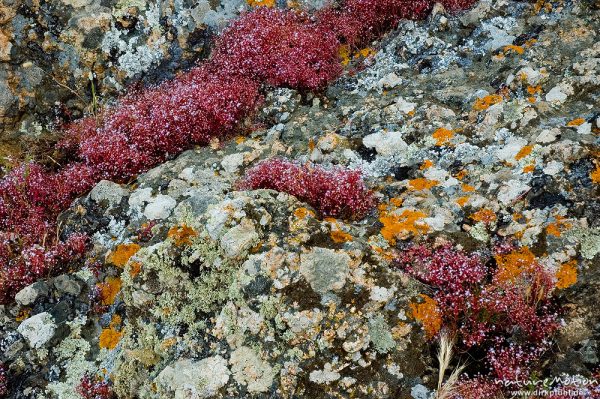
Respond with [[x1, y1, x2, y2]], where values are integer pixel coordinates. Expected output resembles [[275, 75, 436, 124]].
[[238, 158, 375, 219], [396, 243, 560, 384], [0, 0, 478, 303], [76, 374, 114, 399]]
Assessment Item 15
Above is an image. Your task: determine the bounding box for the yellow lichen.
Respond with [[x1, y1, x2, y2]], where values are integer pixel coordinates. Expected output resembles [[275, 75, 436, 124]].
[[555, 260, 577, 289], [432, 127, 454, 146], [294, 207, 315, 219], [339, 45, 351, 66], [473, 94, 503, 111], [409, 294, 442, 338], [107, 243, 141, 267]]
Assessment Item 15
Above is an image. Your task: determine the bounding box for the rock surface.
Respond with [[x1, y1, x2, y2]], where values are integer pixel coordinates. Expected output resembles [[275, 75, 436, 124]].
[[0, 1, 599, 398]]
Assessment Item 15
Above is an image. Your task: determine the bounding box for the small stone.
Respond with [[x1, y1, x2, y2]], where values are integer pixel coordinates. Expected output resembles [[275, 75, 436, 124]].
[[144, 195, 177, 220], [230, 346, 276, 393], [309, 363, 341, 384], [300, 247, 351, 295], [89, 180, 128, 209], [155, 356, 230, 398], [221, 153, 245, 174], [14, 282, 48, 306], [411, 384, 430, 399], [17, 312, 56, 349], [363, 131, 408, 156], [220, 219, 260, 258], [53, 275, 82, 296]]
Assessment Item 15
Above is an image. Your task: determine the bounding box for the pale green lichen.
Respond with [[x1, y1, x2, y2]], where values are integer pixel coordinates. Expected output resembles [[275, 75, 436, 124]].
[[566, 228, 600, 260], [469, 221, 490, 242], [368, 315, 395, 354]]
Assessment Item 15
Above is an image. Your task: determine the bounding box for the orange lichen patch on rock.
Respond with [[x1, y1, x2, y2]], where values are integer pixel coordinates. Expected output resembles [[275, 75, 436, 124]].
[[294, 207, 315, 219], [461, 183, 475, 192], [330, 230, 353, 243], [527, 85, 542, 95], [408, 178, 439, 191], [107, 243, 140, 267], [235, 136, 246, 144], [167, 224, 198, 246], [591, 166, 600, 184], [379, 209, 429, 244], [389, 197, 403, 207], [503, 44, 524, 54], [99, 327, 123, 350], [470, 208, 497, 224], [523, 164, 535, 173], [455, 196, 470, 207], [473, 94, 503, 111], [515, 145, 534, 161], [546, 216, 572, 237], [246, 0, 275, 7], [432, 127, 454, 146], [455, 170, 468, 180], [409, 294, 442, 338], [129, 261, 142, 278], [494, 247, 537, 283], [420, 159, 434, 170], [566, 118, 586, 127], [555, 260, 577, 289], [98, 276, 122, 305]]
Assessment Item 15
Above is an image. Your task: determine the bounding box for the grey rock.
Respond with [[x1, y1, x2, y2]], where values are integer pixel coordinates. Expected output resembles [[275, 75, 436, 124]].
[[17, 312, 57, 349], [300, 247, 351, 295]]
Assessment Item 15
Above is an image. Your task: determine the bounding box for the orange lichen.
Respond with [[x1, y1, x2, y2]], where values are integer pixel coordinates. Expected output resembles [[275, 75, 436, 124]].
[[555, 260, 577, 289], [330, 230, 353, 243], [246, 0, 275, 7], [98, 276, 122, 305], [503, 45, 524, 55], [389, 197, 403, 207], [527, 85, 542, 95], [455, 196, 470, 207], [294, 207, 315, 219], [523, 164, 535, 173], [379, 209, 429, 244], [546, 216, 572, 237], [235, 136, 246, 144], [107, 243, 140, 267], [99, 327, 123, 350], [408, 178, 439, 191], [473, 94, 503, 111], [566, 118, 585, 127], [515, 145, 534, 161], [590, 165, 600, 184], [455, 170, 468, 180], [432, 127, 454, 146], [494, 247, 537, 283], [410, 294, 442, 338], [167, 224, 198, 246], [470, 208, 497, 224], [129, 261, 142, 277], [461, 183, 475, 192], [420, 159, 434, 170]]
